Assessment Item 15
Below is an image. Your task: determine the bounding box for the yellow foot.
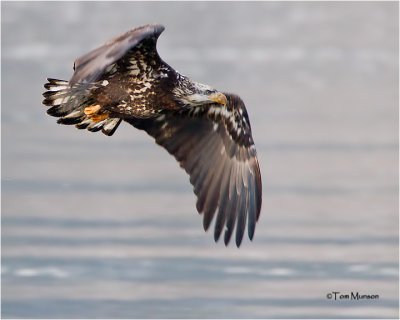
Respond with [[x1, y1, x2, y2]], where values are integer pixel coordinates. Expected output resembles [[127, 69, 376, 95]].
[[91, 113, 109, 122], [84, 105, 101, 116]]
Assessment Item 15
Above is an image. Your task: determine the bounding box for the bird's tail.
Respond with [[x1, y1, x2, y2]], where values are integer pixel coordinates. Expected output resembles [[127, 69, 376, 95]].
[[42, 78, 121, 136]]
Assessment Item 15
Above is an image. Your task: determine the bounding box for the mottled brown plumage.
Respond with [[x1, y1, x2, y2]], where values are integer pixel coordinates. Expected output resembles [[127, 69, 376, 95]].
[[42, 24, 262, 247]]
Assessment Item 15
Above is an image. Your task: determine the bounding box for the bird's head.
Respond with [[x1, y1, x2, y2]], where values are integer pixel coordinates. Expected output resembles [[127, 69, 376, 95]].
[[173, 78, 227, 108]]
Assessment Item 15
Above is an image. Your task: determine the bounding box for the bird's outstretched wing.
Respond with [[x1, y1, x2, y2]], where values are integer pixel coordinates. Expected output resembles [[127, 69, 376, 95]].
[[70, 24, 165, 86], [126, 94, 262, 247]]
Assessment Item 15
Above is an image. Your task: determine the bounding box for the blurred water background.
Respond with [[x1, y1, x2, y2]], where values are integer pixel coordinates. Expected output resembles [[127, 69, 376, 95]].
[[1, 1, 399, 318]]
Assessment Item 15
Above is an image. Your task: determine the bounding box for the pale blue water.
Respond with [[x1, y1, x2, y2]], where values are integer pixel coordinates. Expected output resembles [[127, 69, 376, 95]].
[[1, 2, 399, 318]]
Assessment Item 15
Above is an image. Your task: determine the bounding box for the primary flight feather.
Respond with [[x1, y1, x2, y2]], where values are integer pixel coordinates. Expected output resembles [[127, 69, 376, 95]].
[[42, 24, 262, 247]]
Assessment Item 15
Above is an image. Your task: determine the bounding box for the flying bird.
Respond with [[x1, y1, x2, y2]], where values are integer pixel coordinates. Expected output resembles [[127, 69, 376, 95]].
[[42, 24, 262, 247]]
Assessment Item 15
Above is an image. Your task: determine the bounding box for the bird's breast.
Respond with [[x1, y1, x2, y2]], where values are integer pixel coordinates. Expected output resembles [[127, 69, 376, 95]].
[[97, 75, 178, 118]]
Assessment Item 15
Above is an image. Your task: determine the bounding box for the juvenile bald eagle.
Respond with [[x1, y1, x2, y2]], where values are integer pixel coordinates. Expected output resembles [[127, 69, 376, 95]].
[[42, 24, 262, 247]]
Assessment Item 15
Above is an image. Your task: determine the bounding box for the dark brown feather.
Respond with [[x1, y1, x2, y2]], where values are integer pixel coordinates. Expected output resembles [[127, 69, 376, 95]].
[[70, 24, 165, 86], [214, 161, 235, 242]]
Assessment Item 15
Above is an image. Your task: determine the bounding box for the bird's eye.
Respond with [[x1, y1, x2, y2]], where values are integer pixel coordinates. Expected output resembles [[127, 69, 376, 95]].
[[205, 90, 213, 95]]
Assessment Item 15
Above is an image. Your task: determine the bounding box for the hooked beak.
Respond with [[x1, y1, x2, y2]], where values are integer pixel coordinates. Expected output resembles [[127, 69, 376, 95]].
[[208, 92, 228, 106]]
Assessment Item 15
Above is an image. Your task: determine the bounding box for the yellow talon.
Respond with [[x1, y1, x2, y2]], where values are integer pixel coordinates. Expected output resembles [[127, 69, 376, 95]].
[[91, 113, 109, 122], [84, 105, 101, 116]]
